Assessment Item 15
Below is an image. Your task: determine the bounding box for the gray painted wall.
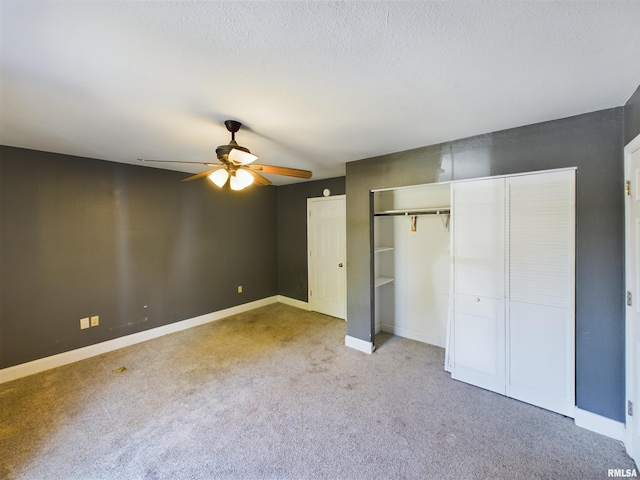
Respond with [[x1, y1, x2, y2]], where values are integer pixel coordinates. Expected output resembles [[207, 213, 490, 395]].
[[346, 108, 625, 422], [276, 177, 346, 301], [0, 146, 277, 368], [625, 85, 640, 145]]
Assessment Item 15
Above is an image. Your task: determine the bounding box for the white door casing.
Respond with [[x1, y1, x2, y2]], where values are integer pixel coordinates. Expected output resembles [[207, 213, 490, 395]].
[[625, 133, 640, 466], [308, 195, 346, 319]]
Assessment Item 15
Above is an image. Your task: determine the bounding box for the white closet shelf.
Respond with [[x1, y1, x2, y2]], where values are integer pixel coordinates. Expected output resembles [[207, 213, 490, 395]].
[[375, 246, 394, 253], [374, 207, 451, 217], [375, 276, 394, 287]]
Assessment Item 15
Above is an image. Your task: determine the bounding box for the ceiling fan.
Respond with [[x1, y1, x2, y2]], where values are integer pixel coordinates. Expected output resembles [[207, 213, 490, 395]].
[[139, 120, 312, 190]]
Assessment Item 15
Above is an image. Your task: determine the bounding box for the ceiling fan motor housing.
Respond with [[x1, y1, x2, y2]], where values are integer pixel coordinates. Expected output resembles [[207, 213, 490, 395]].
[[217, 120, 252, 161]]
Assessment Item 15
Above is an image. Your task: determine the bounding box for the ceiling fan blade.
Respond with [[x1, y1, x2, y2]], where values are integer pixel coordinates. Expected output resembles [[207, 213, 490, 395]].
[[181, 167, 224, 182], [248, 164, 312, 179], [243, 168, 272, 186], [138, 159, 217, 166]]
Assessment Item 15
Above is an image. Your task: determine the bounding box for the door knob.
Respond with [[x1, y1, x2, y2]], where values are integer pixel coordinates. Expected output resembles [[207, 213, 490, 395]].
[[338, 263, 343, 267]]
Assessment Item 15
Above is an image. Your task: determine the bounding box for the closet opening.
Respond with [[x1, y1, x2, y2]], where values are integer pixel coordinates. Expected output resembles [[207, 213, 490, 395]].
[[371, 181, 452, 349]]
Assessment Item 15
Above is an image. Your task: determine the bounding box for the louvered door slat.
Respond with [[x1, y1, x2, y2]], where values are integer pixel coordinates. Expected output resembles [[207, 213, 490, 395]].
[[452, 178, 505, 299], [508, 171, 575, 308]]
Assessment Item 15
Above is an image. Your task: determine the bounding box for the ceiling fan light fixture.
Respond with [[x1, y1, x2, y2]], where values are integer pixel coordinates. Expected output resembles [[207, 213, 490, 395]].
[[208, 168, 229, 188], [230, 168, 254, 190], [228, 148, 258, 165]]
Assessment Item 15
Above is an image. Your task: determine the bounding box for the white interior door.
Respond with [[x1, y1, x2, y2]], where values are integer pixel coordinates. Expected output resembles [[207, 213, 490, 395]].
[[507, 170, 575, 417], [308, 195, 346, 319], [451, 178, 506, 394], [625, 134, 640, 466]]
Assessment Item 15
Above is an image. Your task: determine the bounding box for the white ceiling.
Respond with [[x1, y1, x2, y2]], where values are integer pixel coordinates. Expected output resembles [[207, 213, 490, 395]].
[[1, 1, 639, 185]]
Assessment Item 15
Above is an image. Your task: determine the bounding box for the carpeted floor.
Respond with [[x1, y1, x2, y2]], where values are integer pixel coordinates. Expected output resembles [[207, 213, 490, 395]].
[[1, 303, 636, 479]]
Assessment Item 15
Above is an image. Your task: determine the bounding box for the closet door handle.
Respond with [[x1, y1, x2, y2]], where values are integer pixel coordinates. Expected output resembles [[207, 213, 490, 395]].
[[338, 263, 343, 267], [475, 297, 480, 302]]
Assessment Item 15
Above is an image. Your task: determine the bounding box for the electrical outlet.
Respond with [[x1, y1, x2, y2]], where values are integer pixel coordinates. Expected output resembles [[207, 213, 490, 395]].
[[80, 317, 90, 330], [237, 285, 243, 293], [90, 315, 99, 327]]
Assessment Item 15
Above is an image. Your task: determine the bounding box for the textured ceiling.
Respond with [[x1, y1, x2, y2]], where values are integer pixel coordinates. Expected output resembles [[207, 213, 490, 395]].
[[1, 1, 639, 184]]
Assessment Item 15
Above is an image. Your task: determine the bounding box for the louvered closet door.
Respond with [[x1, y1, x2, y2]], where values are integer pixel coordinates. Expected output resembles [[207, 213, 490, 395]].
[[507, 170, 575, 416], [451, 178, 506, 394]]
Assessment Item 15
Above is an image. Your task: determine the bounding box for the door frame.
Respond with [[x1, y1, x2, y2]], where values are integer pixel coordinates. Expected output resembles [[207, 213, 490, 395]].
[[625, 132, 640, 466], [307, 195, 347, 319]]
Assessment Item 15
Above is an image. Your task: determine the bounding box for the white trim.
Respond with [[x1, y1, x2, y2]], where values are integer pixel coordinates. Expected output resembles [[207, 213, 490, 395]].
[[380, 323, 444, 348], [574, 408, 625, 441], [277, 295, 310, 310], [625, 132, 640, 465], [372, 178, 454, 193], [345, 335, 375, 354], [0, 296, 279, 384], [627, 132, 640, 152]]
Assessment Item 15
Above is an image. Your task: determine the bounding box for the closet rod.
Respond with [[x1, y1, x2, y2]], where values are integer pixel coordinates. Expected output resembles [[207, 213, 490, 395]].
[[374, 208, 450, 217]]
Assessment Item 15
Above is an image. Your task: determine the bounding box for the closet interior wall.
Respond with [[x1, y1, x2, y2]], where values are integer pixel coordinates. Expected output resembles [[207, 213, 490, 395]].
[[373, 183, 451, 347]]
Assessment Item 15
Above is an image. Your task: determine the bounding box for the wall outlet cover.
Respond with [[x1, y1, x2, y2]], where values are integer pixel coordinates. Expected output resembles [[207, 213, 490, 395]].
[[80, 317, 90, 330], [90, 315, 99, 327]]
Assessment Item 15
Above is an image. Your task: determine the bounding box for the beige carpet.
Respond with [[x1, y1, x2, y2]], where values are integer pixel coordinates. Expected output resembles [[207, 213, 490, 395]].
[[1, 303, 636, 479]]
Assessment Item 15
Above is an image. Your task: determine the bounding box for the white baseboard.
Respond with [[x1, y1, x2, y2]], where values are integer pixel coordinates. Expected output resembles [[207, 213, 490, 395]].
[[0, 296, 279, 384], [277, 295, 310, 310], [380, 322, 445, 348], [574, 407, 625, 441], [345, 335, 375, 354]]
